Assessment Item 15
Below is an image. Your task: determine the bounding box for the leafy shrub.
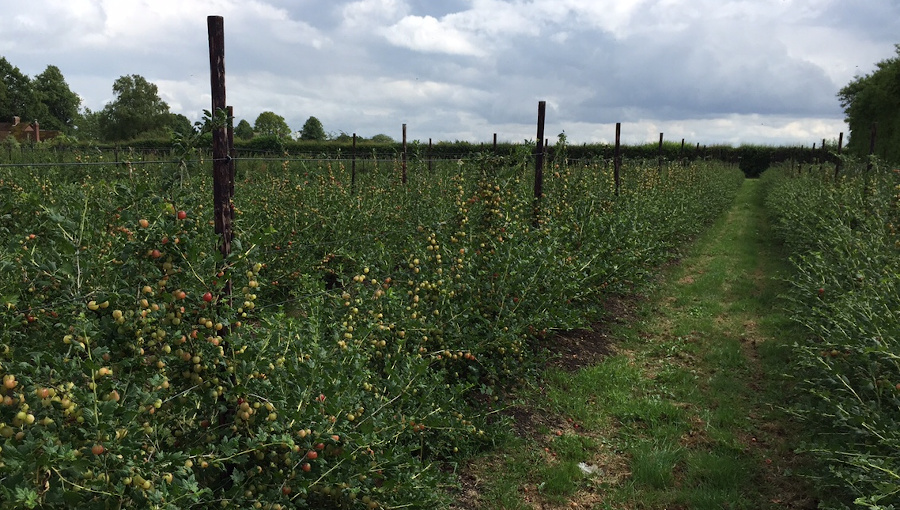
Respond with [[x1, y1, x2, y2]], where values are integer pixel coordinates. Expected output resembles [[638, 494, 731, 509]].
[[0, 151, 742, 508], [763, 160, 900, 509]]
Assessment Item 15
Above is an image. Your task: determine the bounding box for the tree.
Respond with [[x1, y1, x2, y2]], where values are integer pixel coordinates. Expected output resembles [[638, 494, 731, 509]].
[[234, 119, 254, 140], [75, 107, 103, 141], [838, 45, 900, 162], [167, 113, 194, 135], [299, 116, 326, 141], [331, 131, 353, 143], [33, 65, 81, 132], [0, 57, 48, 124], [370, 134, 395, 143], [98, 74, 171, 141], [253, 111, 291, 139]]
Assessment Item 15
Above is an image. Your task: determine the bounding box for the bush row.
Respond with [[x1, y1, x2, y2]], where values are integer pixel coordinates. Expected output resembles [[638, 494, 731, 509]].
[[1, 135, 837, 179], [0, 154, 743, 509], [762, 160, 900, 509]]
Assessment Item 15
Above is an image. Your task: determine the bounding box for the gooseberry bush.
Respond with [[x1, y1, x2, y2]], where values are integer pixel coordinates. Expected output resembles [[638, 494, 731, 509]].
[[763, 160, 900, 509], [0, 145, 742, 508]]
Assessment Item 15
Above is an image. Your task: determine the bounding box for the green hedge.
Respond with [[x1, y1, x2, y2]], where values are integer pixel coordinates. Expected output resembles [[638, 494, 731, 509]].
[[4, 136, 842, 179]]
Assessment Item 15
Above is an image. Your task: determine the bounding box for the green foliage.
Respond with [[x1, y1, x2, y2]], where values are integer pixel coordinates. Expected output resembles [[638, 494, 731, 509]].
[[98, 75, 171, 142], [0, 57, 49, 125], [74, 108, 103, 142], [1, 135, 20, 152], [32, 65, 81, 132], [839, 45, 900, 162], [331, 132, 354, 143], [253, 111, 291, 139], [0, 151, 743, 508], [370, 134, 395, 144], [299, 116, 327, 141], [166, 114, 194, 137], [234, 119, 254, 140], [762, 160, 900, 508]]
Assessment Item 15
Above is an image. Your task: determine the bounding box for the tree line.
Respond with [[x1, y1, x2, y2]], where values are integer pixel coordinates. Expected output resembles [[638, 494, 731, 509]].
[[838, 44, 900, 163], [4, 50, 899, 159], [0, 56, 393, 145]]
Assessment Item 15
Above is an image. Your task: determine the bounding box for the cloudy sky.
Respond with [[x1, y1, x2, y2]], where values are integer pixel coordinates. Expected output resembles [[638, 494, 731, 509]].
[[1, 0, 898, 146]]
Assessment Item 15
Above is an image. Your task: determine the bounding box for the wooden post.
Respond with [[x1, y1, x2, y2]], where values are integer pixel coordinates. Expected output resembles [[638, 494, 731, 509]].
[[428, 138, 433, 173], [680, 138, 685, 167], [820, 138, 826, 175], [614, 123, 621, 196], [657, 132, 664, 174], [534, 101, 546, 201], [208, 15, 232, 266], [352, 133, 357, 189], [402, 123, 407, 184], [227, 106, 235, 237], [835, 132, 843, 178], [867, 122, 877, 171], [533, 101, 546, 227], [493, 133, 497, 153]]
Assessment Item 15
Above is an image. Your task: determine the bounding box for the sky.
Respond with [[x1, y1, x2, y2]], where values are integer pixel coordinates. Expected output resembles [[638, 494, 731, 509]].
[[1, 0, 898, 146]]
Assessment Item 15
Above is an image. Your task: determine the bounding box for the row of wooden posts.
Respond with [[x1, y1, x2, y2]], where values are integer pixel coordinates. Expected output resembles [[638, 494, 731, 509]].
[[206, 14, 876, 295]]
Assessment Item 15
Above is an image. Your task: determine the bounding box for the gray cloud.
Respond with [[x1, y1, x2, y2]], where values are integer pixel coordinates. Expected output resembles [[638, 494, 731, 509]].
[[1, 0, 896, 145]]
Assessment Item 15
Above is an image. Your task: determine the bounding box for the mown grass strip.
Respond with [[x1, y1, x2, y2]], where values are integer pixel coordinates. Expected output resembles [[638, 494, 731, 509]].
[[458, 179, 816, 509]]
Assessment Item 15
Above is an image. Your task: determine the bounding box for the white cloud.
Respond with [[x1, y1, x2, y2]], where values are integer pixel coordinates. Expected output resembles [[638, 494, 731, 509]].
[[1, 0, 895, 146], [341, 0, 408, 29], [536, 0, 652, 37], [383, 15, 486, 56]]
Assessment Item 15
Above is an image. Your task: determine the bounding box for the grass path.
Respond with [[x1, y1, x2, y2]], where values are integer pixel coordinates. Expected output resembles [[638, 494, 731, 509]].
[[455, 179, 817, 509]]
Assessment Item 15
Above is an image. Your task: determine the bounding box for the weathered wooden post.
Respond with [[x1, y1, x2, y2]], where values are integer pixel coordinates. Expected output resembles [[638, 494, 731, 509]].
[[227, 105, 235, 209], [867, 122, 877, 172], [402, 123, 408, 184], [535, 101, 546, 199], [533, 101, 546, 227], [352, 133, 357, 189], [657, 132, 664, 174], [834, 132, 843, 178], [208, 15, 232, 278], [819, 138, 826, 177], [614, 123, 621, 196]]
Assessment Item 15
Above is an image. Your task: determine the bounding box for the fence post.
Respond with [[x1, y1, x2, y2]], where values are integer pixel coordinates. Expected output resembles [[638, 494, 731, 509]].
[[402, 123, 408, 184], [534, 101, 546, 199], [835, 132, 843, 178], [428, 138, 433, 173], [614, 123, 621, 196], [533, 101, 546, 227], [866, 122, 877, 172], [657, 132, 664, 174], [227, 105, 235, 213], [352, 133, 357, 189], [208, 15, 232, 283], [493, 133, 498, 153]]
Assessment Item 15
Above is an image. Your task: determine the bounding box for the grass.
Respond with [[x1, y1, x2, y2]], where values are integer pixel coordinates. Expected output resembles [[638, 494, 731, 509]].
[[455, 179, 816, 509]]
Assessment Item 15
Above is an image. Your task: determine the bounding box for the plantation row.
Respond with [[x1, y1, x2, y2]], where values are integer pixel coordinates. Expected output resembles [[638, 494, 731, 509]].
[[762, 160, 900, 508], [0, 133, 833, 179], [0, 149, 743, 509]]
